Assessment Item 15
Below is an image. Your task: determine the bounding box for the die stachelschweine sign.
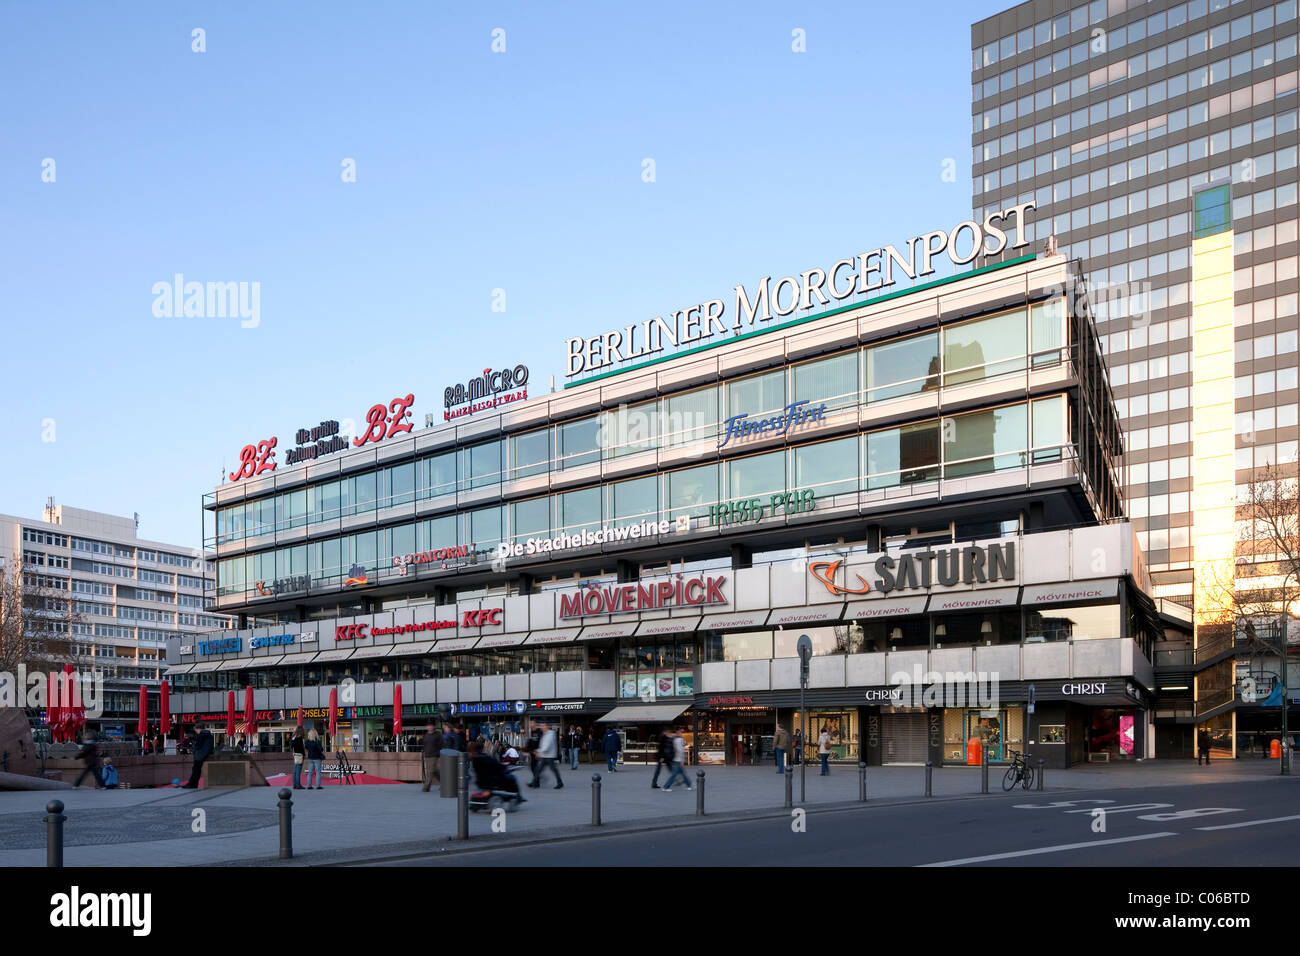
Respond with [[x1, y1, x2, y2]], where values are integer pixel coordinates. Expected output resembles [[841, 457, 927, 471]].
[[565, 203, 1035, 377]]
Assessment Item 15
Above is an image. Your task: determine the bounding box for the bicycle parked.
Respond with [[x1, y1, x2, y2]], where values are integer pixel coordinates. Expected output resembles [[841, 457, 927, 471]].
[[1001, 749, 1035, 791]]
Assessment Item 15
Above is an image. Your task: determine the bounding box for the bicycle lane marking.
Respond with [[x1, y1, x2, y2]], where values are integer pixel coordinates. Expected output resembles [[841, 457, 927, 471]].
[[1195, 813, 1300, 830], [918, 831, 1179, 867]]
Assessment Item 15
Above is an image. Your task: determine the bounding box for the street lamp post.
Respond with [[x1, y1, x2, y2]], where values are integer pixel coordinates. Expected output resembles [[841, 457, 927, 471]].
[[1280, 610, 1291, 776], [798, 635, 811, 803]]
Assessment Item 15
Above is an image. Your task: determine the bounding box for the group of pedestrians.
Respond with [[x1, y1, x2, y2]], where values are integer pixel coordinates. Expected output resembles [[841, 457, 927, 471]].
[[649, 727, 692, 791], [773, 723, 834, 776], [290, 727, 327, 790]]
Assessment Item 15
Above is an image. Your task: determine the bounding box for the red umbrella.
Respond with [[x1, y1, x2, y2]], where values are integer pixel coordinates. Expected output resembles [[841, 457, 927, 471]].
[[137, 685, 148, 741], [47, 671, 62, 741], [295, 706, 304, 728], [393, 683, 403, 738], [65, 665, 85, 741], [328, 687, 338, 740], [226, 690, 236, 741], [160, 681, 171, 737], [244, 686, 257, 747]]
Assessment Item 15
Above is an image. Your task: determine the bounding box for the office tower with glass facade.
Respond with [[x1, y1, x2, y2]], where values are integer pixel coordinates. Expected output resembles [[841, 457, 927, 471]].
[[971, 0, 1298, 756]]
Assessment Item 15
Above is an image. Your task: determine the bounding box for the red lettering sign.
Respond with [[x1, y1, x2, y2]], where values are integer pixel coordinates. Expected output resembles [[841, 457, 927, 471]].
[[461, 608, 502, 628], [353, 393, 415, 448], [335, 624, 369, 641], [229, 437, 278, 482]]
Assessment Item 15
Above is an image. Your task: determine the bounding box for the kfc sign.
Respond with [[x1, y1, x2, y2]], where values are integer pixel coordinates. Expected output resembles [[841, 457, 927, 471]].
[[336, 624, 369, 642], [462, 609, 502, 628]]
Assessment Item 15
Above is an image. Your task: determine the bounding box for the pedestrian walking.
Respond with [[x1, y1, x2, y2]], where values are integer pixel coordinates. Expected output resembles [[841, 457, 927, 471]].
[[602, 726, 622, 772], [567, 724, 581, 770], [818, 726, 832, 775], [774, 722, 790, 774], [291, 727, 306, 790], [441, 722, 458, 754], [73, 732, 102, 789], [181, 722, 214, 789], [528, 722, 565, 789], [661, 729, 692, 791], [793, 728, 803, 766], [304, 728, 325, 789], [651, 727, 673, 788], [1197, 728, 1212, 766]]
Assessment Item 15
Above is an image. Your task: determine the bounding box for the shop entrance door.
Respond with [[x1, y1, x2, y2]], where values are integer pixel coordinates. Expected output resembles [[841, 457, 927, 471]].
[[727, 721, 771, 765], [880, 712, 927, 764]]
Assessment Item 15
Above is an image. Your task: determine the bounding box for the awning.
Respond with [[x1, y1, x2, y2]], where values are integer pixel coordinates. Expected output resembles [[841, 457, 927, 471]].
[[926, 586, 1021, 613], [431, 637, 480, 653], [769, 605, 844, 627], [476, 632, 530, 648], [188, 661, 224, 673], [164, 663, 195, 675], [384, 641, 439, 657], [245, 655, 286, 669], [313, 648, 357, 663], [576, 622, 639, 642], [843, 595, 929, 619], [597, 703, 691, 723], [524, 628, 581, 645], [635, 618, 701, 637], [1021, 580, 1119, 606], [217, 658, 253, 671], [699, 611, 770, 630], [278, 651, 320, 666]]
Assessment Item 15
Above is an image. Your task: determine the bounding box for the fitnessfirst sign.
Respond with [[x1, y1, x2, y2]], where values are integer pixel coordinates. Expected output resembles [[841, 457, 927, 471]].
[[565, 204, 1034, 377]]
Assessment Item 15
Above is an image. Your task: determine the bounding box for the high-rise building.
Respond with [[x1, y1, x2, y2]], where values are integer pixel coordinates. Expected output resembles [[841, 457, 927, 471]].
[[0, 502, 233, 737], [972, 0, 1298, 757]]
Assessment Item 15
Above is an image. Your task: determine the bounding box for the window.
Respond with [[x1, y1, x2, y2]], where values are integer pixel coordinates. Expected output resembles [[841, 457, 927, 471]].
[[793, 352, 858, 411], [383, 462, 415, 507], [558, 416, 602, 468], [667, 464, 719, 521], [558, 487, 601, 536], [1025, 602, 1120, 641], [1031, 395, 1067, 461], [726, 370, 786, 420], [664, 388, 718, 447], [865, 422, 940, 490], [465, 441, 502, 490], [866, 332, 940, 403], [943, 403, 1029, 477], [347, 471, 376, 517], [1031, 299, 1066, 365], [423, 452, 457, 497], [605, 400, 659, 458], [727, 451, 786, 500], [610, 475, 658, 528], [512, 496, 551, 543], [943, 309, 1028, 386]]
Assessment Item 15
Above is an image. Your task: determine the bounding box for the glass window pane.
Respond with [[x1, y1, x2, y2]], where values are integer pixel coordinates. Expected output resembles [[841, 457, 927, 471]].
[[605, 401, 659, 458], [421, 514, 457, 551], [664, 388, 719, 447], [511, 497, 551, 542], [943, 309, 1028, 385], [349, 471, 376, 516], [466, 441, 502, 489], [611, 475, 658, 527], [558, 487, 601, 535], [559, 416, 602, 468], [866, 422, 940, 489], [424, 452, 457, 497], [1032, 396, 1066, 461], [943, 403, 1029, 476], [667, 464, 719, 520], [385, 463, 415, 507], [726, 370, 786, 418], [1030, 298, 1066, 365], [727, 451, 786, 499], [793, 437, 859, 497], [866, 333, 940, 402], [511, 429, 551, 479], [465, 506, 503, 549], [792, 351, 859, 410]]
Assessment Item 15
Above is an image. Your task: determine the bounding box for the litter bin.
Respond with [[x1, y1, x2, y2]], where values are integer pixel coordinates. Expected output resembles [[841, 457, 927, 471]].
[[439, 752, 460, 798]]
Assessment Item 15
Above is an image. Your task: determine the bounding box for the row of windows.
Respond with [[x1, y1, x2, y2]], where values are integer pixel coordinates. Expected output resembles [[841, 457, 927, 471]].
[[73, 600, 112, 617], [22, 529, 68, 547], [979, 108, 1299, 195], [976, 4, 1296, 109], [973, 0, 1287, 72], [68, 538, 201, 569], [24, 574, 68, 591], [215, 395, 1071, 598], [179, 613, 230, 629], [137, 569, 174, 586], [1235, 366, 1300, 397], [70, 580, 112, 597], [117, 606, 174, 624], [177, 574, 205, 590], [22, 551, 69, 569], [215, 301, 1070, 545], [90, 561, 135, 579]]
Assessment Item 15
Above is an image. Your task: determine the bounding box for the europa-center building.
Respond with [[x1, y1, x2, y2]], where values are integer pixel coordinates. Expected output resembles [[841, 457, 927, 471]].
[[167, 206, 1191, 770]]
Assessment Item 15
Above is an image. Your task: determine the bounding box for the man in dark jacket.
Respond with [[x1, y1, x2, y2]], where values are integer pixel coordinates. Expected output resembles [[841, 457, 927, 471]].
[[422, 723, 440, 792], [602, 727, 622, 772], [1197, 728, 1212, 766], [567, 725, 582, 770], [182, 722, 214, 788], [651, 728, 673, 788], [74, 732, 102, 789]]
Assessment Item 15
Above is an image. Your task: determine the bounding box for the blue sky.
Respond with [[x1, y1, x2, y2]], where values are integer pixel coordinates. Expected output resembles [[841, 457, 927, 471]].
[[0, 0, 1011, 548]]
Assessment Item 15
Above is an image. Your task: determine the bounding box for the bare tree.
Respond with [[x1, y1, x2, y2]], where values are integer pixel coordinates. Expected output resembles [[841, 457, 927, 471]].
[[0, 556, 92, 679]]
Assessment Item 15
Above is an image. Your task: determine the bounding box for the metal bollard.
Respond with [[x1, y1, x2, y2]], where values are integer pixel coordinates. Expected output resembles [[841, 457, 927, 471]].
[[277, 788, 293, 860], [784, 766, 793, 809], [456, 753, 469, 840], [1037, 758, 1045, 792], [924, 761, 933, 797], [591, 774, 602, 826], [696, 770, 705, 816], [858, 761, 867, 802], [981, 745, 990, 793], [45, 800, 66, 868]]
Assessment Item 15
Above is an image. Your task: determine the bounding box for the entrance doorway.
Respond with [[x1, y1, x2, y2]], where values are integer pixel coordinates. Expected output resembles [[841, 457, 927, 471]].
[[880, 712, 927, 764]]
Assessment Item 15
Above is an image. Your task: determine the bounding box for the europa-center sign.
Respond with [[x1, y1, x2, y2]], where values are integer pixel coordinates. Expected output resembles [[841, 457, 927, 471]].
[[565, 204, 1035, 377]]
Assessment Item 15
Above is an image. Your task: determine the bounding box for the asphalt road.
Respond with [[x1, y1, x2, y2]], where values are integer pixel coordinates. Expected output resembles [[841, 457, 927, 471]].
[[382, 776, 1300, 867]]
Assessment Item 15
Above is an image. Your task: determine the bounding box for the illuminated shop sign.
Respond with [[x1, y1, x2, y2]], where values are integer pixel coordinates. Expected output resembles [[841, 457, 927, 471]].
[[444, 365, 529, 420], [255, 575, 309, 597], [249, 634, 295, 649], [394, 547, 471, 575], [198, 637, 242, 655], [344, 564, 369, 587], [497, 518, 681, 560], [565, 204, 1035, 377], [560, 575, 727, 619], [707, 490, 816, 527], [462, 609, 503, 628], [370, 621, 455, 636], [336, 624, 368, 642], [450, 701, 526, 716], [809, 542, 1016, 597], [718, 401, 826, 448]]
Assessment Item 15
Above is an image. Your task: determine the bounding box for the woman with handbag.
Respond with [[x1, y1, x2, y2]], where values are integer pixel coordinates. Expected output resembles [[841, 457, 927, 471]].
[[304, 728, 325, 790], [291, 728, 306, 790]]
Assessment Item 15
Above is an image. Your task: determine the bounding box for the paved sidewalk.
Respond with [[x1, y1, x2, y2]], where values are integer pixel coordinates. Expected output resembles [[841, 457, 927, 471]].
[[0, 759, 1284, 866]]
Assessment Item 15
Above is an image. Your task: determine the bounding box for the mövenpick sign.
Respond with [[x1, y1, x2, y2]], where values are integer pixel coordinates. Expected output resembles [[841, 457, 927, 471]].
[[566, 203, 1035, 377]]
